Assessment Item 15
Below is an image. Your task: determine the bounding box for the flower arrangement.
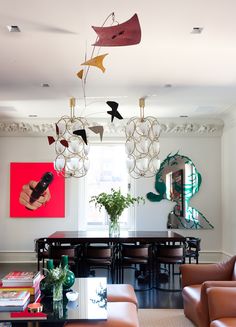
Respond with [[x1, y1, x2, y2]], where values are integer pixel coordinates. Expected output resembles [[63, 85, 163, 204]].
[[90, 189, 145, 235], [44, 265, 68, 285], [43, 265, 68, 301]]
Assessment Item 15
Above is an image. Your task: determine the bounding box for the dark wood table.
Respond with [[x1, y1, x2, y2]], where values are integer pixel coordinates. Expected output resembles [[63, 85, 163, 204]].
[[36, 231, 186, 278], [0, 277, 107, 326], [47, 230, 185, 245]]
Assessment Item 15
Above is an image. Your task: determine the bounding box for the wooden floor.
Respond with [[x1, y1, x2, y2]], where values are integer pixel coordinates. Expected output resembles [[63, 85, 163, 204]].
[[0, 262, 183, 310]]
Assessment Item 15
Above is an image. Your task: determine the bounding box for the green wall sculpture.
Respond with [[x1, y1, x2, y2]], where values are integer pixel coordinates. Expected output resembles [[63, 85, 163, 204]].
[[146, 152, 214, 229]]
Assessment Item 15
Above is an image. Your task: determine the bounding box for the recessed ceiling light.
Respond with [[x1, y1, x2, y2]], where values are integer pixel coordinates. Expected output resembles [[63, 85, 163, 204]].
[[41, 83, 50, 88], [191, 27, 203, 34], [7, 25, 21, 32]]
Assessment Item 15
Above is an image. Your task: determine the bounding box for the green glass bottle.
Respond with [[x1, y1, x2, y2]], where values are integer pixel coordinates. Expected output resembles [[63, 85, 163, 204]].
[[40, 259, 54, 296], [61, 255, 75, 290]]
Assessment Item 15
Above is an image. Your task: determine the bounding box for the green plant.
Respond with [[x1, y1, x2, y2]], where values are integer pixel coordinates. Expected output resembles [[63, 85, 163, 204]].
[[44, 265, 68, 285], [90, 188, 145, 222]]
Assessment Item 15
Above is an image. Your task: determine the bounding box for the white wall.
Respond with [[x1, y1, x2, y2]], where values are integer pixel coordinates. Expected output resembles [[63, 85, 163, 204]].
[[0, 137, 80, 258], [0, 132, 222, 262], [221, 119, 236, 257], [135, 136, 222, 259]]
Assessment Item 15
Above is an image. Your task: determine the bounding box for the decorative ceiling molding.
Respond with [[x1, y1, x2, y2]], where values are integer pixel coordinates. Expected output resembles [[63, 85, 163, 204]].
[[0, 118, 223, 137], [221, 107, 236, 131]]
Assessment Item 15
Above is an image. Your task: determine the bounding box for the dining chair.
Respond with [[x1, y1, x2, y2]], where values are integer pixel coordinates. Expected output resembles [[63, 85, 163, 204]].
[[185, 237, 201, 263], [81, 243, 116, 283], [155, 243, 185, 291], [48, 244, 81, 277], [34, 238, 49, 271], [118, 243, 153, 289]]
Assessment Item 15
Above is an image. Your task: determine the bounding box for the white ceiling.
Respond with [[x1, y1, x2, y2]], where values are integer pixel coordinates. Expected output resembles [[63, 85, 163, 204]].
[[0, 0, 236, 120]]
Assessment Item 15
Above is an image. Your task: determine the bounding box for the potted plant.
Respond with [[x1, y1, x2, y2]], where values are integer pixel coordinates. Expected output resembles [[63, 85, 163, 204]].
[[90, 188, 145, 236]]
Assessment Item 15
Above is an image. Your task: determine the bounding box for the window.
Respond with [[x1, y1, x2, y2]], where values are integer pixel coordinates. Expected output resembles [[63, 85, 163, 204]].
[[83, 143, 133, 230]]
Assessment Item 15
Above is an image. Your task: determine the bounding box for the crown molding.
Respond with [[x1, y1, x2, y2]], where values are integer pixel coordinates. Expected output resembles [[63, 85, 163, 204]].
[[220, 108, 236, 131], [0, 118, 224, 137]]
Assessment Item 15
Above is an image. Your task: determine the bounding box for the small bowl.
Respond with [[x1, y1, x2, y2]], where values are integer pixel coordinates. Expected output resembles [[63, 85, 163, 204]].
[[66, 291, 78, 301]]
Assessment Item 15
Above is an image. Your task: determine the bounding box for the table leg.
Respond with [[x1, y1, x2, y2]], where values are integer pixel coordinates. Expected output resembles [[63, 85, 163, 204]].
[[27, 322, 40, 327]]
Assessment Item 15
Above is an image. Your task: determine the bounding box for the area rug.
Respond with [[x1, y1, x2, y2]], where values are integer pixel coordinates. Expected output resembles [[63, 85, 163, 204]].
[[138, 309, 195, 327]]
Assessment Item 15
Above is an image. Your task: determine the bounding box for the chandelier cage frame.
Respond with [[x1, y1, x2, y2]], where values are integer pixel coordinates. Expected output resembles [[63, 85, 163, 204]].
[[53, 97, 90, 178], [125, 98, 161, 179]]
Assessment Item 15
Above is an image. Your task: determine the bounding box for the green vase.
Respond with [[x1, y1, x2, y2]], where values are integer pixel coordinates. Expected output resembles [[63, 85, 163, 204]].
[[53, 282, 63, 302], [40, 259, 54, 296], [61, 255, 75, 290]]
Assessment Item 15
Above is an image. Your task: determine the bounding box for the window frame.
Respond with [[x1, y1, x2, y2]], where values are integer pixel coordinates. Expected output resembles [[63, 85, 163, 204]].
[[77, 140, 136, 231]]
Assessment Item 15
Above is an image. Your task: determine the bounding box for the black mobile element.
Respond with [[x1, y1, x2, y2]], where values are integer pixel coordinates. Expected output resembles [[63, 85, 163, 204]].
[[29, 172, 54, 204]]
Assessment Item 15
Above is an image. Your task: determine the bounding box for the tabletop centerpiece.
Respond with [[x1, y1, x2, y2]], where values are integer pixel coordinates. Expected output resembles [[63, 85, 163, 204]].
[[90, 188, 145, 236], [44, 264, 68, 301]]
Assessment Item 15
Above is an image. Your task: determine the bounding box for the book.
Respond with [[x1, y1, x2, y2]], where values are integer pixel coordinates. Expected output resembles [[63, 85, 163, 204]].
[[1, 271, 41, 287], [0, 299, 30, 312], [0, 290, 30, 306], [0, 276, 43, 295], [11, 310, 47, 319]]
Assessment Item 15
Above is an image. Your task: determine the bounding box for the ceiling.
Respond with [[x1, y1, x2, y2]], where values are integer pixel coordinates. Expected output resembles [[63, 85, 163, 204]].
[[0, 0, 236, 121]]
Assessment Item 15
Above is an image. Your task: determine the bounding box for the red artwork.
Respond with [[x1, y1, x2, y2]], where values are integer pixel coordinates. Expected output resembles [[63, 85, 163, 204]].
[[10, 163, 65, 218]]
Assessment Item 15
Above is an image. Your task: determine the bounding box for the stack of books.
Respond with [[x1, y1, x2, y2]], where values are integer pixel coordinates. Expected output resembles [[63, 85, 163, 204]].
[[0, 290, 30, 312], [0, 271, 43, 304]]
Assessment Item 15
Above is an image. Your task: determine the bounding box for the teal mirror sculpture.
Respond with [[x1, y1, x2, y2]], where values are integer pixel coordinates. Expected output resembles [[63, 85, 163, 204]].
[[147, 152, 213, 229]]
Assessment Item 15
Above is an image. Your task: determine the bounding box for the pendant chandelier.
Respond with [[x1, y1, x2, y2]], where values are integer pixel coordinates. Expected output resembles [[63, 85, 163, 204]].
[[125, 98, 161, 178], [49, 97, 90, 178], [47, 12, 142, 178]]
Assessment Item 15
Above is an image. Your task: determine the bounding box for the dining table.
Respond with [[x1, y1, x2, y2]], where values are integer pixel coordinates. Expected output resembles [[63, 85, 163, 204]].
[[46, 230, 186, 245]]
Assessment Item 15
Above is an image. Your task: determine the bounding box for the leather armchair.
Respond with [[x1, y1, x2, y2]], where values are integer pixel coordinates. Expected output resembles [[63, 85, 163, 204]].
[[207, 287, 236, 327], [180, 255, 236, 327]]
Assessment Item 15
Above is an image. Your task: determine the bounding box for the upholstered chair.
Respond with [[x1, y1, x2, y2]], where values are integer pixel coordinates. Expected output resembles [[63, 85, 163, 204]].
[[180, 255, 236, 327]]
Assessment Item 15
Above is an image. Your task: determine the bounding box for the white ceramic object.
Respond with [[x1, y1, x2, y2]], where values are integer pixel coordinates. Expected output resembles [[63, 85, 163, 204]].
[[66, 291, 78, 301]]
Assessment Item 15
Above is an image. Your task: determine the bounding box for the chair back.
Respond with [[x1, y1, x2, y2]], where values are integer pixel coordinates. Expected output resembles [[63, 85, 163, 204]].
[[156, 244, 185, 264], [49, 245, 79, 260], [122, 244, 151, 259], [84, 245, 113, 260], [185, 237, 201, 263], [186, 237, 201, 251]]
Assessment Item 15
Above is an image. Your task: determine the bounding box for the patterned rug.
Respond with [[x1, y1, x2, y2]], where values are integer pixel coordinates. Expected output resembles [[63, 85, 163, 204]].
[[138, 309, 195, 327]]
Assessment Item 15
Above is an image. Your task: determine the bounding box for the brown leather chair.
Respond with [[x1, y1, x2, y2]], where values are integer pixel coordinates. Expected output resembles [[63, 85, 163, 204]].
[[64, 301, 139, 327], [180, 255, 236, 327], [118, 243, 153, 289], [82, 244, 116, 283], [154, 243, 185, 291], [207, 287, 236, 327], [107, 284, 138, 308]]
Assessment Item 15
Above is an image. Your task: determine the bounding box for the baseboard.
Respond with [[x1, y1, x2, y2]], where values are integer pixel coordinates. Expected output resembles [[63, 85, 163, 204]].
[[0, 251, 37, 263]]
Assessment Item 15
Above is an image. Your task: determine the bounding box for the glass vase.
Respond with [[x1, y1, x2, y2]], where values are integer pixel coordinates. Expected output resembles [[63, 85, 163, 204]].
[[53, 283, 63, 302], [109, 218, 120, 237], [61, 255, 75, 290]]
